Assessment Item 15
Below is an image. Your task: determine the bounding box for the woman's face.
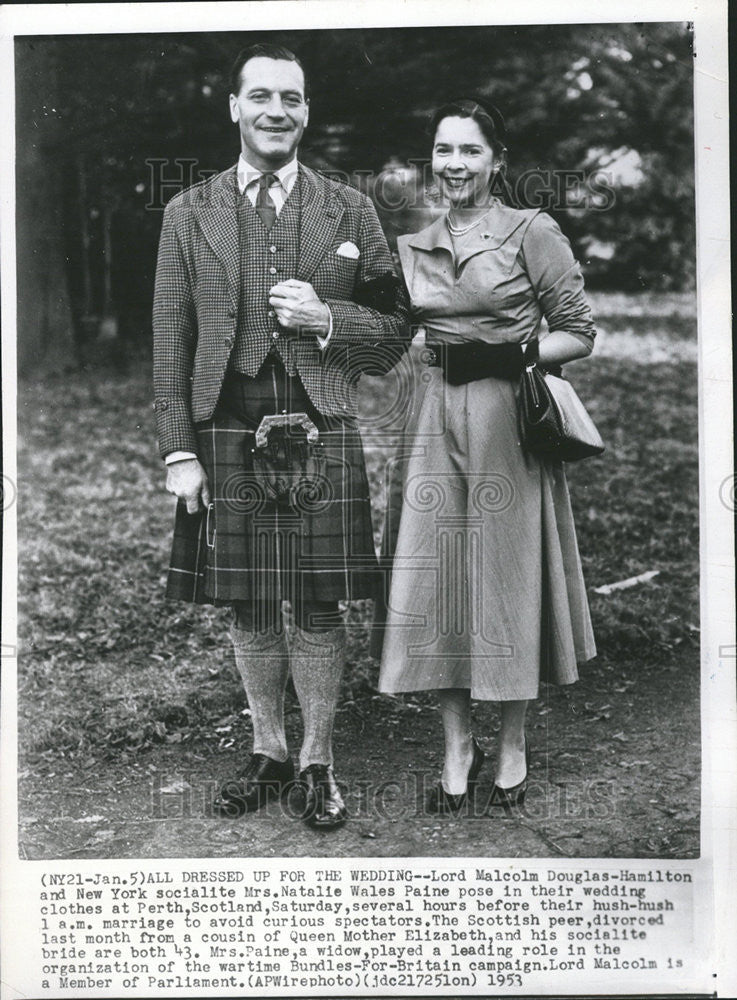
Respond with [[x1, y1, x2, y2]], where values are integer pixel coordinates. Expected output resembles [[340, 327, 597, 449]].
[[432, 115, 495, 209]]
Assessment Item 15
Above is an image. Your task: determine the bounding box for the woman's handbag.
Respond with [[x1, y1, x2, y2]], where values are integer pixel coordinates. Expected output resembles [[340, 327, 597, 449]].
[[518, 342, 604, 462]]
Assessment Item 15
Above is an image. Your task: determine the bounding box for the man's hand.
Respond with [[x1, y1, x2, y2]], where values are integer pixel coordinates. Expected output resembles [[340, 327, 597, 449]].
[[269, 279, 330, 335], [166, 458, 211, 514]]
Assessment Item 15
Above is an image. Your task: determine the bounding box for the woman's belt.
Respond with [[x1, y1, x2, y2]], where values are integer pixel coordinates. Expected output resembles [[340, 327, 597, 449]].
[[424, 340, 532, 385]]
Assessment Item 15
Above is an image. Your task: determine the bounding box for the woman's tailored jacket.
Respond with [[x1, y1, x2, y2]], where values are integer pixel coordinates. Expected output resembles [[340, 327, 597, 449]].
[[397, 202, 596, 350]]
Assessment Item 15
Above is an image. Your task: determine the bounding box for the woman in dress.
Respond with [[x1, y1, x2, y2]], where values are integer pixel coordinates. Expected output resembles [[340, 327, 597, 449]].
[[378, 99, 597, 812]]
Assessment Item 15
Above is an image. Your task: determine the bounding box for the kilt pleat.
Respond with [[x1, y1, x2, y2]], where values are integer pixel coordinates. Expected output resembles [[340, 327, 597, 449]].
[[165, 363, 379, 605]]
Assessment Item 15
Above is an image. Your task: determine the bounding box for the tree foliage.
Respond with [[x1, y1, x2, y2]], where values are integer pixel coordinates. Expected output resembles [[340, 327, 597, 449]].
[[14, 22, 694, 368]]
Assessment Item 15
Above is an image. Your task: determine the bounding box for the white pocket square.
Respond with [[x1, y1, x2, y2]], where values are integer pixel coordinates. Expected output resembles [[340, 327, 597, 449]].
[[336, 241, 360, 260]]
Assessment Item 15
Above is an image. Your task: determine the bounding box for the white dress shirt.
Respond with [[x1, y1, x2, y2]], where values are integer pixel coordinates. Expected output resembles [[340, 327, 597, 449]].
[[237, 153, 300, 207], [166, 155, 332, 465]]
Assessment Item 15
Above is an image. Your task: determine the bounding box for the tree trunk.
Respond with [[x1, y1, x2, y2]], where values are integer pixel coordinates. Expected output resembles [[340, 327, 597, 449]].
[[15, 39, 76, 376], [77, 153, 93, 318]]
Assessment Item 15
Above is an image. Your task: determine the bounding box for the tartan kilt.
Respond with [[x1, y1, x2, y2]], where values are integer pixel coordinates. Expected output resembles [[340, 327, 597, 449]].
[[165, 372, 379, 606]]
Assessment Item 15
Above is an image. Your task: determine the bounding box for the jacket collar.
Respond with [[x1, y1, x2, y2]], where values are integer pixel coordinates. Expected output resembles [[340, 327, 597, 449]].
[[407, 201, 532, 269], [406, 212, 453, 253], [191, 163, 345, 301]]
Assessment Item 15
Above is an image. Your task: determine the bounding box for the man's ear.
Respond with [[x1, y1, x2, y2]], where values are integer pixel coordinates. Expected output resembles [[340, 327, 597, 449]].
[[303, 100, 309, 129], [229, 93, 239, 124]]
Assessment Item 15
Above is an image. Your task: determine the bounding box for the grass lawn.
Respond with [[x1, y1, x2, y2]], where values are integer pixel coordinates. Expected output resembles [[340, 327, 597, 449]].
[[16, 291, 700, 858]]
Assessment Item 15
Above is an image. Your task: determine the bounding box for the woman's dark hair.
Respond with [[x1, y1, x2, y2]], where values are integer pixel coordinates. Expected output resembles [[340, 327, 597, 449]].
[[229, 43, 309, 99], [430, 98, 517, 206]]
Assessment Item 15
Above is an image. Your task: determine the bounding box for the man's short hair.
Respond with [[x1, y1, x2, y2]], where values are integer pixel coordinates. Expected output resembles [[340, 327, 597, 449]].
[[229, 43, 309, 99]]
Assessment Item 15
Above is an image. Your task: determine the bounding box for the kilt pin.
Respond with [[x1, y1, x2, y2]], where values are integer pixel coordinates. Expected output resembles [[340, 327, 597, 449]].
[[167, 361, 379, 606]]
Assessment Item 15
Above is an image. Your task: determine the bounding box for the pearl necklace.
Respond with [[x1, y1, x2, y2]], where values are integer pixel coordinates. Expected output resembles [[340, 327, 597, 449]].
[[446, 205, 494, 236]]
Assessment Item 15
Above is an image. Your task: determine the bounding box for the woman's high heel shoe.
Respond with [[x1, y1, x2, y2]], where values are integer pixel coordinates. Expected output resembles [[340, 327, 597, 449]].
[[488, 739, 530, 810], [426, 738, 485, 815]]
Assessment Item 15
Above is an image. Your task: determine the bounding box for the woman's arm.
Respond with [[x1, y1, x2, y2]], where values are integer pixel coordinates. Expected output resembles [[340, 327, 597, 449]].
[[520, 212, 597, 366], [537, 329, 592, 366]]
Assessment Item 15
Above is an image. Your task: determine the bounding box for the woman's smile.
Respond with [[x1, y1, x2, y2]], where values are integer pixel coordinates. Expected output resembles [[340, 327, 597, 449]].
[[442, 174, 472, 189]]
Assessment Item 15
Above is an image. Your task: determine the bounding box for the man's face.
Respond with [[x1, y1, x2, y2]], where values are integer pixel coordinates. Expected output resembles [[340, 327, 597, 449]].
[[229, 56, 309, 171]]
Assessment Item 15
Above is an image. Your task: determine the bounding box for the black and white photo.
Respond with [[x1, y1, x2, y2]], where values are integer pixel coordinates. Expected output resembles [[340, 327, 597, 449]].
[[0, 2, 733, 997]]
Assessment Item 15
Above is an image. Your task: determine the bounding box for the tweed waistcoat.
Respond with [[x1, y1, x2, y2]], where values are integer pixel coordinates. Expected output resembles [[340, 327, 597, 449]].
[[231, 175, 301, 376]]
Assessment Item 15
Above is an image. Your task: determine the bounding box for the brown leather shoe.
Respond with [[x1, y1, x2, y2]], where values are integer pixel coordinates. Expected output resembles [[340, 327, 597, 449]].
[[299, 764, 347, 829], [213, 753, 294, 817]]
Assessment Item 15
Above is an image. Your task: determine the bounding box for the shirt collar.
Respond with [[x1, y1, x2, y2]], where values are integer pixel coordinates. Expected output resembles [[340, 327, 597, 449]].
[[237, 154, 299, 195]]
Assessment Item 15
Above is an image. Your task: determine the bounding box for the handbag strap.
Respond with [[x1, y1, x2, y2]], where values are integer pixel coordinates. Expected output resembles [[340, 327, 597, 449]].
[[523, 337, 540, 366], [523, 336, 563, 377]]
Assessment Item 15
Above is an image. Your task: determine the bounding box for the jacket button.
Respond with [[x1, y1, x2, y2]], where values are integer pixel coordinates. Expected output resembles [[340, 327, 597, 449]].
[[269, 266, 277, 275], [267, 309, 275, 318], [272, 331, 280, 340], [269, 245, 277, 254], [159, 401, 169, 412], [224, 334, 235, 348]]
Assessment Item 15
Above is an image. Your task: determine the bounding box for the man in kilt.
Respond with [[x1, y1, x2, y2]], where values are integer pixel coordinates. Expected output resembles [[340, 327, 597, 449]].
[[153, 43, 408, 828]]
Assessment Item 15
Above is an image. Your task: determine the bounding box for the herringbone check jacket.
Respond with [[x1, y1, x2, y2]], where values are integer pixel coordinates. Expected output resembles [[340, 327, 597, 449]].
[[153, 162, 409, 457]]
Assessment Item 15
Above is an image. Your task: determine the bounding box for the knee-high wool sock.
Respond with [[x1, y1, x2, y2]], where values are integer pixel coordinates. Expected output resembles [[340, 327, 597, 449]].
[[229, 625, 290, 763], [288, 623, 346, 771]]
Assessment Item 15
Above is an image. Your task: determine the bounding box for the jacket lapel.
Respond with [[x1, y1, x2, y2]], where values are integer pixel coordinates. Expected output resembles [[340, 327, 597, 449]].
[[193, 166, 240, 305], [191, 163, 346, 293], [406, 202, 534, 273], [452, 206, 528, 270], [406, 214, 453, 253], [296, 166, 345, 281]]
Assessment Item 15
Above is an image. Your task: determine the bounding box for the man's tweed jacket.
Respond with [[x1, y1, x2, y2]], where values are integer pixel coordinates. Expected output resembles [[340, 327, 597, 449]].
[[153, 162, 408, 458]]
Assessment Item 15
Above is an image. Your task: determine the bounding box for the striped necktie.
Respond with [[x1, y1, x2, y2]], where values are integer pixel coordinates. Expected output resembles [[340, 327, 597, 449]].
[[255, 173, 277, 230]]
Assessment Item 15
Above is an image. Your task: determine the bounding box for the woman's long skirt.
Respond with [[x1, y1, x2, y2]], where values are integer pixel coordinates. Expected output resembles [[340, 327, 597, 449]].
[[377, 366, 596, 701]]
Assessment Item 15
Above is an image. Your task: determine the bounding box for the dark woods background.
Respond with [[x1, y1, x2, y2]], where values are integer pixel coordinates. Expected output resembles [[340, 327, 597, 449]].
[[15, 22, 694, 376]]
